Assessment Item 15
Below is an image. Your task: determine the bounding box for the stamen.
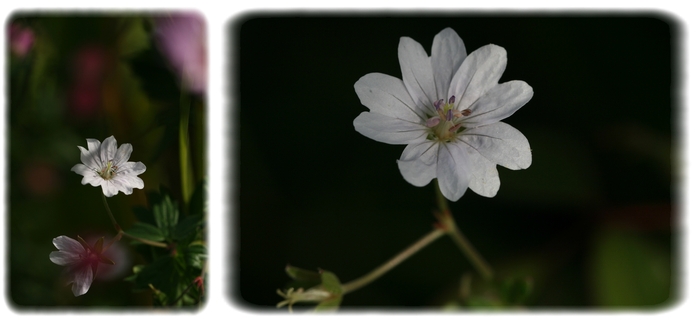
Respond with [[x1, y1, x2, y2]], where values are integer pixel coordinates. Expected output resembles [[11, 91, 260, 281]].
[[446, 109, 453, 121], [449, 124, 462, 133], [461, 109, 472, 117], [433, 99, 444, 111], [448, 95, 455, 104], [426, 116, 441, 127]]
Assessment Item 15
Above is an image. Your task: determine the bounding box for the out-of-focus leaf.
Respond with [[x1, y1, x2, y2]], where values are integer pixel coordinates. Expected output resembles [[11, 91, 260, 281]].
[[118, 17, 150, 57], [184, 242, 207, 269], [498, 276, 533, 305], [124, 222, 165, 242], [314, 295, 342, 312], [589, 229, 671, 307], [173, 215, 202, 241], [285, 265, 322, 284]]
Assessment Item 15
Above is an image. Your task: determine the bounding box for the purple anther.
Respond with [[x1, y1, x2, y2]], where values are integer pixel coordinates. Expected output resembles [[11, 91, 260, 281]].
[[433, 99, 444, 111], [446, 109, 453, 120], [448, 95, 455, 104]]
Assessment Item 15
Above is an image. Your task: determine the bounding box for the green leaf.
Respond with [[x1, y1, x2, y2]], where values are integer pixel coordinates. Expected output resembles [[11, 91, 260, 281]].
[[320, 270, 343, 296], [314, 295, 343, 312], [173, 215, 202, 241], [124, 222, 166, 242], [184, 242, 207, 269], [285, 265, 321, 284], [153, 194, 179, 239]]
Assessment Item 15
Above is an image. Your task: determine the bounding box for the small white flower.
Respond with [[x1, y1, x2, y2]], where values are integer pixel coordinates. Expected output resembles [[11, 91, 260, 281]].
[[71, 135, 146, 197], [353, 28, 533, 201], [49, 235, 114, 296]]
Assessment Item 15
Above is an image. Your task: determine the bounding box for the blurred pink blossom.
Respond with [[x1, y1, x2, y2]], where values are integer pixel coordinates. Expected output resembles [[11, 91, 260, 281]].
[[49, 235, 115, 296], [153, 13, 206, 94], [9, 22, 34, 57]]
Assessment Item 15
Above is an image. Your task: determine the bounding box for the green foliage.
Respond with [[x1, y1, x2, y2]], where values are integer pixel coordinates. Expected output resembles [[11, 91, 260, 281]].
[[125, 186, 206, 307]]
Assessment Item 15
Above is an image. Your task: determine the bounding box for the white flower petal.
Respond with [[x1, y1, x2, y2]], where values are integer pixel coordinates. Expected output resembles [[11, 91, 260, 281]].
[[112, 175, 144, 195], [353, 112, 427, 145], [431, 28, 467, 100], [354, 73, 424, 123], [450, 44, 507, 110], [462, 81, 533, 127], [436, 143, 471, 201], [71, 163, 93, 176], [462, 144, 500, 198], [113, 143, 134, 166], [78, 146, 101, 170], [71, 266, 94, 296], [399, 36, 437, 115], [461, 122, 532, 170], [120, 161, 147, 176], [397, 141, 439, 187], [86, 138, 101, 152], [100, 136, 117, 163], [101, 181, 120, 197]]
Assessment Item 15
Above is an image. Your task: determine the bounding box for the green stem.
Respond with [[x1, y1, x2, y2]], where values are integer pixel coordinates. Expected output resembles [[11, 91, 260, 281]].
[[179, 83, 194, 212], [101, 193, 168, 249], [341, 228, 446, 295], [434, 181, 494, 281]]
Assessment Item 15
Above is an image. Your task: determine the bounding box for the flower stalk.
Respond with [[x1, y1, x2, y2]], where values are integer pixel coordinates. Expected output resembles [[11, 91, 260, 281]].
[[434, 181, 494, 281], [341, 227, 445, 294]]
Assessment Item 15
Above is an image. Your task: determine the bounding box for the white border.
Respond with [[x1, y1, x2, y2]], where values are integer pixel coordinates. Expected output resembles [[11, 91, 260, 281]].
[[1, 1, 697, 323]]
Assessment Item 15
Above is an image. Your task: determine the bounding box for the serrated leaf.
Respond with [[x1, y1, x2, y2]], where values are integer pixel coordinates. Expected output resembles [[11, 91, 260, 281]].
[[320, 271, 343, 296], [285, 265, 321, 284], [153, 194, 179, 239], [124, 222, 166, 242]]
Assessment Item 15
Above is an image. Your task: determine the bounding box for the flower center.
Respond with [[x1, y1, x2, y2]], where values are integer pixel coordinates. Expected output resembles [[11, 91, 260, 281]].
[[98, 160, 117, 180], [426, 96, 470, 142]]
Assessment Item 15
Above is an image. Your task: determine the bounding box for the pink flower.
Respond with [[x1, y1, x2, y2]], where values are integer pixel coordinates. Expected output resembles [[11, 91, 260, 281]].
[[153, 12, 207, 94], [9, 22, 34, 57], [49, 235, 115, 296]]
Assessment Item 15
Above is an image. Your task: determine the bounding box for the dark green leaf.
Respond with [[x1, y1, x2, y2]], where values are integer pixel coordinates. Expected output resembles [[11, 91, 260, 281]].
[[173, 215, 202, 241], [153, 194, 179, 239], [124, 222, 165, 242]]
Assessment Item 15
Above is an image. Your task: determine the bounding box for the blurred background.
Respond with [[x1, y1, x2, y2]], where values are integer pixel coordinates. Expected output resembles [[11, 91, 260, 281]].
[[235, 14, 676, 309], [7, 13, 206, 307]]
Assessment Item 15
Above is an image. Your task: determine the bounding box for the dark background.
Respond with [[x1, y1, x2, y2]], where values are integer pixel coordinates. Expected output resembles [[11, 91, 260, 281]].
[[235, 13, 676, 309]]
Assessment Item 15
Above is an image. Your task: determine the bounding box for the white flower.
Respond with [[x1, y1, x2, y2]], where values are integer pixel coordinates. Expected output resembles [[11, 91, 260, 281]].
[[71, 135, 146, 197], [49, 235, 114, 296], [353, 28, 533, 201]]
